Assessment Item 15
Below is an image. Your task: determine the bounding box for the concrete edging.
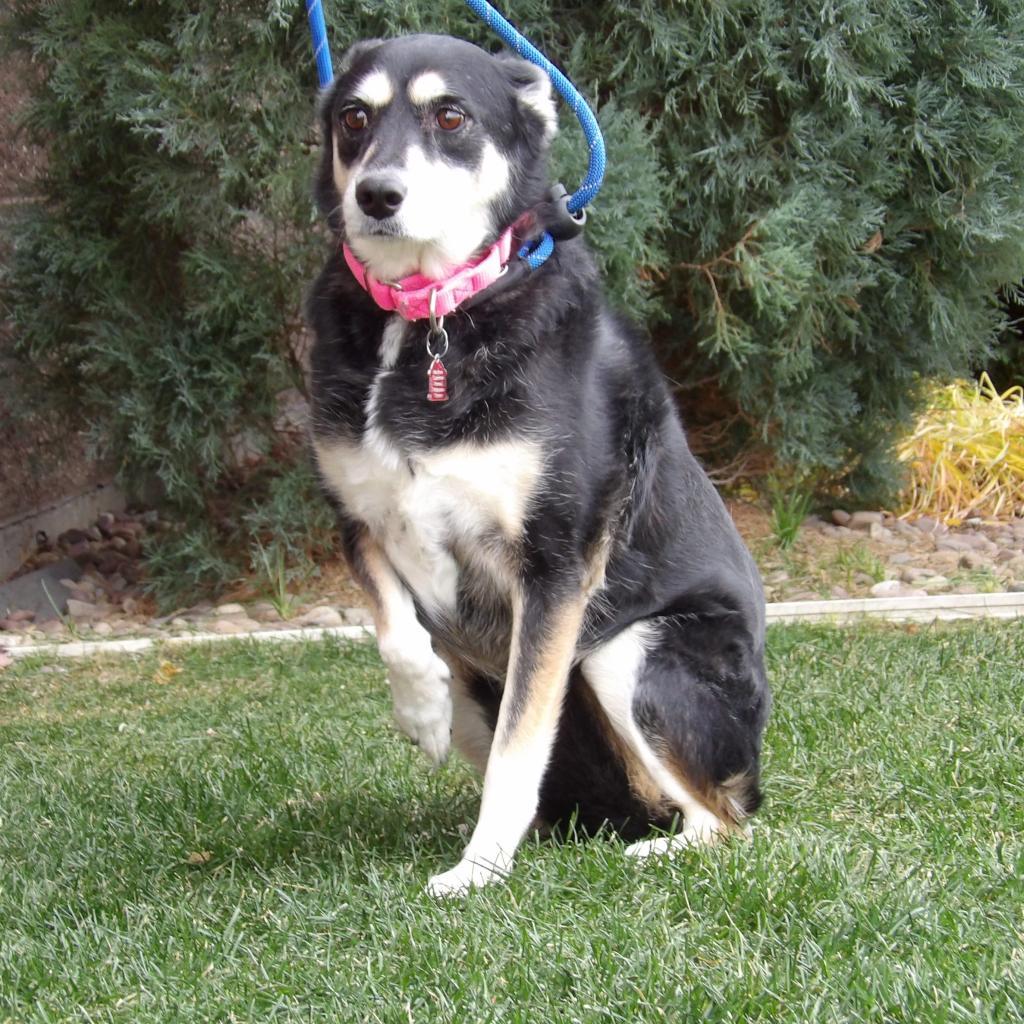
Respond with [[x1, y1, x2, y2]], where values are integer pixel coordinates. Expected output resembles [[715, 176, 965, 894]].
[[3, 593, 1023, 661], [765, 591, 1024, 624], [3, 624, 375, 660]]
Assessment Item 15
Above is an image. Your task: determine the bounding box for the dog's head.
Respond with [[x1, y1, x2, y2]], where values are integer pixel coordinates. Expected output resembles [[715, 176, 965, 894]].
[[315, 34, 557, 281]]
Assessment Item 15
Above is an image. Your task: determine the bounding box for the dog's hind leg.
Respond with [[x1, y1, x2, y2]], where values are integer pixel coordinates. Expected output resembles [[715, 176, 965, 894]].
[[580, 617, 767, 859]]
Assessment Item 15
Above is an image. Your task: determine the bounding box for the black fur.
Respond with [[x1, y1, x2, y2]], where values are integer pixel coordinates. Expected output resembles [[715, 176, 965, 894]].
[[308, 35, 770, 843]]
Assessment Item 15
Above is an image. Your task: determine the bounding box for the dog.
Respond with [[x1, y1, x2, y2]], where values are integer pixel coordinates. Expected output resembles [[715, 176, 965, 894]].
[[307, 34, 770, 896]]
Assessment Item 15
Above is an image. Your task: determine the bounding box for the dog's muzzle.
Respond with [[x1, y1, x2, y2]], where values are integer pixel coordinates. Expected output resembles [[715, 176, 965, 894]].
[[355, 175, 407, 220]]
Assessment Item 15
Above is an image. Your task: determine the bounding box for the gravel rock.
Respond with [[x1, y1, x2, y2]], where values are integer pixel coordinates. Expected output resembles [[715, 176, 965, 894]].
[[818, 524, 857, 538], [831, 509, 851, 526], [213, 603, 246, 616], [936, 536, 974, 553], [60, 577, 94, 597], [849, 511, 884, 530], [248, 603, 285, 624], [869, 580, 903, 597], [891, 520, 920, 539], [868, 522, 895, 542], [958, 551, 990, 570], [66, 599, 101, 619], [900, 567, 935, 583], [924, 551, 962, 572], [297, 606, 345, 628], [920, 576, 951, 592], [871, 580, 928, 598], [209, 617, 260, 635], [92, 621, 113, 636], [1008, 581, 1024, 593], [96, 512, 117, 538]]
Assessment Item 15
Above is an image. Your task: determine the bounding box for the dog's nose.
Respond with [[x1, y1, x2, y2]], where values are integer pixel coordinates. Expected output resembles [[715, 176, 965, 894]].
[[355, 176, 406, 220]]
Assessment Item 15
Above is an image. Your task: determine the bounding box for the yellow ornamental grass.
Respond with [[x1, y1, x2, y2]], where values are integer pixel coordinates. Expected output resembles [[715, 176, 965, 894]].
[[897, 373, 1024, 524]]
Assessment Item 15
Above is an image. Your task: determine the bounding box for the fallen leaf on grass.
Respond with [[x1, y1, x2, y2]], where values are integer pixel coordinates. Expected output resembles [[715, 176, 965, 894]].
[[185, 850, 213, 866], [154, 659, 183, 684]]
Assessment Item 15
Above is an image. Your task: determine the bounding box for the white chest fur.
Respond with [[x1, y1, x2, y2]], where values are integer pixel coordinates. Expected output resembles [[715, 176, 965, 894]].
[[315, 435, 542, 617]]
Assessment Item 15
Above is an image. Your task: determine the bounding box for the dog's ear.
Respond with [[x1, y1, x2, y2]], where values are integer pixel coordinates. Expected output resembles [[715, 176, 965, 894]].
[[316, 38, 384, 118], [337, 38, 384, 76], [495, 52, 558, 142]]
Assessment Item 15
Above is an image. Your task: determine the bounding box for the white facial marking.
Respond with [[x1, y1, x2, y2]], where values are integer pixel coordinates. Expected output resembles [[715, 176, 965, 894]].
[[353, 70, 394, 108], [342, 142, 511, 280], [407, 71, 449, 106], [332, 135, 349, 202]]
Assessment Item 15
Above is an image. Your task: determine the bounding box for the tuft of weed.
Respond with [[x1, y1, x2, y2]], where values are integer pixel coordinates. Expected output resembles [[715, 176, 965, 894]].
[[898, 373, 1024, 524], [830, 543, 888, 589], [765, 476, 815, 549]]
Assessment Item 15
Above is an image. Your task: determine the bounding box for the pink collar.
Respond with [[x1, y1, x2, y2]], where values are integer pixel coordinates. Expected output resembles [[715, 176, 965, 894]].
[[342, 227, 514, 321]]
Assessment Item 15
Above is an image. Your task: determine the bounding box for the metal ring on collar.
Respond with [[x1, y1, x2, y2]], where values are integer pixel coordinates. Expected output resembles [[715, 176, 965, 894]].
[[426, 327, 449, 360], [429, 289, 444, 336]]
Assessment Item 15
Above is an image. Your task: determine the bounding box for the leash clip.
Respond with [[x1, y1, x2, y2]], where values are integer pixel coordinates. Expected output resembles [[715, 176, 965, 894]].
[[545, 183, 587, 241]]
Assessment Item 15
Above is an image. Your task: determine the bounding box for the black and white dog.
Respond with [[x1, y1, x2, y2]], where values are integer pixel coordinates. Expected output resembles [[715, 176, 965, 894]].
[[307, 35, 770, 896]]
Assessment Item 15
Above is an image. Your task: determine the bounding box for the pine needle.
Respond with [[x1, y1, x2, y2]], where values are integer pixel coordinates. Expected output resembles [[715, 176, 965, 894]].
[[897, 373, 1024, 524]]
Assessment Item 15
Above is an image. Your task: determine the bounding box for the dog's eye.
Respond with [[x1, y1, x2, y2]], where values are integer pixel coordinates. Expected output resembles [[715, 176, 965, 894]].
[[342, 107, 370, 132], [435, 107, 465, 131]]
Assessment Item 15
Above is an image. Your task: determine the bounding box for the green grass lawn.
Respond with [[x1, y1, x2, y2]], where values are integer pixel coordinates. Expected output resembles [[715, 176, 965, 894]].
[[1, 623, 1022, 1023]]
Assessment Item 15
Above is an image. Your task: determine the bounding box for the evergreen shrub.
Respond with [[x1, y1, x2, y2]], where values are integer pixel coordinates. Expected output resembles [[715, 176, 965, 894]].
[[4, 0, 1024, 600]]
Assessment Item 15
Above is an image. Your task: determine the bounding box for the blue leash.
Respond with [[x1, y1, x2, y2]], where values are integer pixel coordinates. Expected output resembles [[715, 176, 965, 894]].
[[306, 0, 333, 91], [304, 0, 605, 271]]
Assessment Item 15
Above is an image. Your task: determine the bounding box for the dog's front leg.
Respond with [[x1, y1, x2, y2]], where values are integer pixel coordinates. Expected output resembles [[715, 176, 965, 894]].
[[428, 583, 585, 896], [341, 521, 452, 764]]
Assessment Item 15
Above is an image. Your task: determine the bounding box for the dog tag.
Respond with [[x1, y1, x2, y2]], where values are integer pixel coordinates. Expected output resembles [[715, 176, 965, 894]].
[[427, 355, 449, 402]]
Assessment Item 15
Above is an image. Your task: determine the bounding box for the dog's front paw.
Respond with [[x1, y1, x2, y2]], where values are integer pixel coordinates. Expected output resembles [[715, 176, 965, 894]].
[[380, 642, 453, 764], [426, 857, 506, 898], [391, 684, 453, 765]]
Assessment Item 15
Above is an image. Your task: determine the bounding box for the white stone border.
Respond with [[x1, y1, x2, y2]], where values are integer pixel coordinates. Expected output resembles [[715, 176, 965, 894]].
[[3, 593, 1023, 661], [765, 591, 1024, 624], [3, 624, 375, 660]]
